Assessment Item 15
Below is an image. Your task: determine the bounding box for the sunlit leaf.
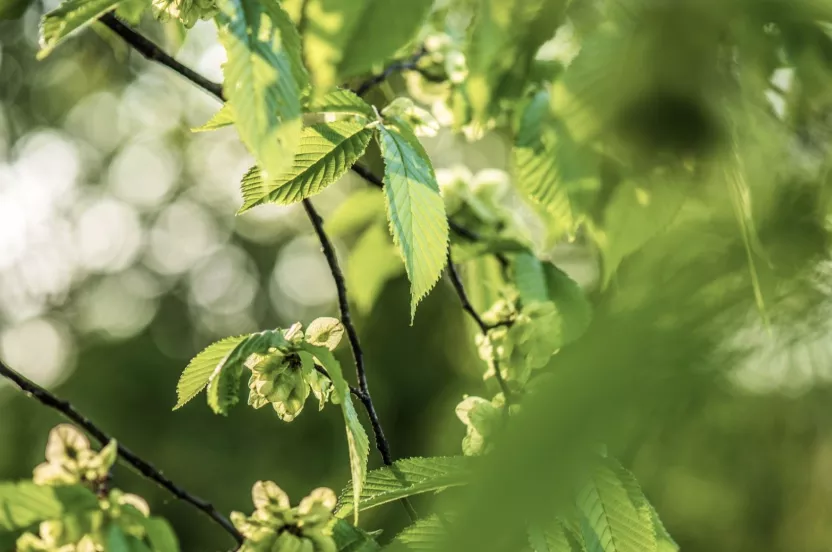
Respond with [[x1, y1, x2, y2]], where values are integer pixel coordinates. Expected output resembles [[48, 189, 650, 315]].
[[38, 0, 120, 58], [215, 0, 302, 180], [336, 456, 471, 519], [302, 0, 433, 92], [238, 120, 373, 211], [377, 118, 449, 321]]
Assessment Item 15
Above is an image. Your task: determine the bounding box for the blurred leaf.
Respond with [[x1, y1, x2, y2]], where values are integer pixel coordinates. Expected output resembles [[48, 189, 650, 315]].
[[302, 0, 433, 92], [0, 483, 98, 531], [300, 343, 369, 524], [578, 463, 657, 552], [514, 90, 597, 242], [513, 252, 549, 305], [141, 517, 179, 552], [0, 0, 34, 20], [348, 224, 405, 315], [215, 0, 302, 180], [336, 457, 471, 519], [327, 189, 387, 238], [377, 118, 449, 322], [238, 120, 374, 211], [38, 0, 121, 58], [174, 335, 247, 410], [593, 178, 686, 286], [543, 263, 592, 348], [332, 519, 381, 552], [466, 0, 566, 119]]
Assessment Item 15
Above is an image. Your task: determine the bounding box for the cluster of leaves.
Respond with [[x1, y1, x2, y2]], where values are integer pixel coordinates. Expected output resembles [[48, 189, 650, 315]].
[[1, 425, 176, 551], [21, 0, 832, 549]]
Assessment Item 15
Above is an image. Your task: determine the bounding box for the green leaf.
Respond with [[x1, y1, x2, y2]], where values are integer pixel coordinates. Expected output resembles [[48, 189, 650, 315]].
[[306, 89, 376, 120], [326, 188, 387, 238], [348, 224, 406, 315], [141, 517, 179, 552], [386, 515, 450, 551], [377, 119, 449, 321], [577, 464, 657, 552], [336, 457, 470, 519], [238, 120, 373, 211], [332, 519, 381, 552], [38, 0, 120, 58], [300, 343, 369, 524], [215, 0, 303, 180], [466, 0, 566, 119], [302, 0, 433, 92], [0, 483, 98, 531], [593, 178, 686, 286], [514, 90, 598, 242], [543, 263, 592, 348], [174, 335, 248, 410], [192, 104, 235, 132], [513, 252, 549, 306]]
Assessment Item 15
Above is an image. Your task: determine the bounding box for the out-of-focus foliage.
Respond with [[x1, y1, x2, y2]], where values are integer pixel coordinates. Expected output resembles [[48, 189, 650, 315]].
[[4, 0, 832, 550]]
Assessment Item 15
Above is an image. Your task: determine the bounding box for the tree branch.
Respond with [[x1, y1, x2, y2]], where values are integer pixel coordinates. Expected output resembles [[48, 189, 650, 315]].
[[445, 253, 514, 403], [302, 199, 418, 521], [354, 46, 430, 97], [99, 13, 225, 101], [0, 360, 244, 545]]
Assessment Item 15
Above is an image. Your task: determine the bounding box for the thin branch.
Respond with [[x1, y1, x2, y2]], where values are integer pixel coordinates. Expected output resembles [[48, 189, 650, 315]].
[[0, 360, 244, 545], [301, 199, 418, 521], [354, 46, 429, 97], [445, 253, 515, 403], [99, 13, 225, 101], [313, 364, 364, 400]]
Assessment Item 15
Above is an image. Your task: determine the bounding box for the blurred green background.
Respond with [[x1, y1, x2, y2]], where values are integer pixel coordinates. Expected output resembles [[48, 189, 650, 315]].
[[2, 5, 832, 552]]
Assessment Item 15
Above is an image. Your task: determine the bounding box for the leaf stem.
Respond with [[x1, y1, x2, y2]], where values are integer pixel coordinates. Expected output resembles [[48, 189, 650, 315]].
[[0, 359, 244, 545]]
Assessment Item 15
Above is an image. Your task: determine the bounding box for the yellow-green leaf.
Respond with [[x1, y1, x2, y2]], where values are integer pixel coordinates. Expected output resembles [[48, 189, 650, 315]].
[[238, 119, 373, 211], [377, 118, 449, 322], [38, 0, 120, 58]]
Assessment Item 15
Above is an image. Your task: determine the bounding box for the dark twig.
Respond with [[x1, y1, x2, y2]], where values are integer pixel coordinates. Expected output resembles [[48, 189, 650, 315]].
[[0, 360, 243, 545], [354, 46, 430, 97], [99, 13, 225, 101], [313, 364, 363, 400], [445, 253, 514, 403], [302, 200, 418, 521]]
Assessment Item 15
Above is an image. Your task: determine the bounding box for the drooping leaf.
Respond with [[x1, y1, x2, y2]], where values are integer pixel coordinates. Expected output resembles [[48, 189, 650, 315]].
[[215, 0, 302, 180], [238, 120, 373, 211], [577, 464, 657, 552], [377, 118, 449, 321], [174, 335, 247, 410], [348, 224, 406, 315], [336, 457, 471, 519], [302, 0, 433, 92], [300, 343, 369, 524], [0, 483, 98, 531], [332, 519, 382, 552], [514, 90, 598, 242], [38, 0, 121, 58], [141, 517, 179, 552]]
